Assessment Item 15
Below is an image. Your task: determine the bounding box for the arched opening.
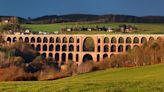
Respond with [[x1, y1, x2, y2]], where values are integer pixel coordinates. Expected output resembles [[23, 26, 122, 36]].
[[77, 39, 80, 43], [50, 37, 54, 43], [69, 45, 74, 51], [68, 53, 73, 61], [63, 37, 67, 43], [133, 37, 139, 43], [126, 45, 131, 52], [37, 37, 41, 43], [62, 53, 66, 64], [19, 37, 23, 42], [49, 44, 54, 51], [104, 45, 109, 52], [43, 44, 47, 51], [103, 54, 108, 59], [77, 45, 79, 51], [31, 37, 35, 43], [43, 37, 48, 43], [42, 53, 46, 58], [83, 54, 93, 62], [49, 53, 53, 58], [111, 37, 116, 43], [7, 37, 11, 43], [97, 54, 100, 62], [98, 39, 101, 43], [83, 37, 95, 52], [149, 37, 154, 42], [56, 37, 61, 43], [56, 45, 60, 51], [111, 45, 116, 52], [62, 45, 67, 51], [31, 44, 35, 49], [76, 54, 79, 62], [119, 37, 124, 43], [141, 37, 147, 43], [133, 45, 139, 49], [69, 37, 74, 43], [104, 37, 109, 43], [118, 45, 123, 52], [98, 46, 101, 52], [36, 44, 41, 51], [25, 37, 29, 43], [157, 37, 162, 42], [110, 54, 115, 58], [13, 37, 17, 42], [126, 37, 131, 43], [55, 53, 59, 61]]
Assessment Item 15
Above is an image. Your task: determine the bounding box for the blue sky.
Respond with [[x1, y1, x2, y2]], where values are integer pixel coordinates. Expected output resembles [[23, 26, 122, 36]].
[[0, 0, 164, 18]]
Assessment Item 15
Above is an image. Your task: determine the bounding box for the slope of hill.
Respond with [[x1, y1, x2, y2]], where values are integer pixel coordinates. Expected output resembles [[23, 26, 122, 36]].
[[1, 64, 164, 92]]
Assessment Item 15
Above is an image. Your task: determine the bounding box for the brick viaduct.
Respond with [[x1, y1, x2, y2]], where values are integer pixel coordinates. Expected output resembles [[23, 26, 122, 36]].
[[5, 34, 164, 64]]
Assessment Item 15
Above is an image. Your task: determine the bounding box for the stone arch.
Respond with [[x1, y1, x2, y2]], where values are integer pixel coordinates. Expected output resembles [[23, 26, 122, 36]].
[[63, 37, 67, 43], [25, 37, 29, 43], [98, 38, 101, 43], [62, 45, 67, 51], [104, 37, 109, 43], [69, 37, 74, 43], [118, 45, 123, 52], [133, 45, 139, 49], [56, 45, 60, 51], [42, 53, 46, 58], [7, 37, 11, 43], [56, 37, 61, 43], [43, 44, 47, 51], [149, 37, 154, 42], [68, 53, 73, 61], [77, 38, 80, 43], [104, 45, 109, 52], [77, 45, 79, 51], [19, 37, 23, 42], [141, 37, 147, 43], [69, 45, 74, 51], [43, 37, 48, 43], [36, 44, 41, 51], [110, 54, 115, 58], [83, 54, 93, 62], [62, 53, 66, 64], [98, 46, 101, 52], [37, 37, 41, 43], [83, 37, 95, 52], [76, 54, 79, 62], [111, 45, 116, 52], [50, 37, 54, 43], [126, 45, 131, 52], [118, 37, 124, 43], [13, 37, 17, 42], [55, 53, 59, 61], [97, 54, 100, 62], [31, 44, 35, 49], [157, 37, 162, 41], [133, 37, 139, 43], [111, 37, 116, 43], [31, 37, 35, 43], [126, 37, 132, 43], [103, 54, 108, 59], [49, 44, 54, 51], [49, 53, 53, 58]]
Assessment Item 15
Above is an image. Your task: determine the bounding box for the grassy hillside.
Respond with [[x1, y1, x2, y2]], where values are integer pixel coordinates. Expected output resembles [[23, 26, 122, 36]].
[[21, 22, 164, 34], [1, 64, 164, 92]]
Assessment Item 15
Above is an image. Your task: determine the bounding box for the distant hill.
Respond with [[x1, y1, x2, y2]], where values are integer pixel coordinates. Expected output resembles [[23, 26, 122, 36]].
[[2, 14, 164, 24]]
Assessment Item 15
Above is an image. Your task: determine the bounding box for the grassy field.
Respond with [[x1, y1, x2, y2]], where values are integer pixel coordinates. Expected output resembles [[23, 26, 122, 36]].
[[1, 64, 164, 92], [22, 22, 164, 34]]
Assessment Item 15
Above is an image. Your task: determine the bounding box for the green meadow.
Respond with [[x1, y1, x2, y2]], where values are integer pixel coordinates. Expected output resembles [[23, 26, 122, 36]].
[[22, 22, 164, 34], [1, 64, 164, 92]]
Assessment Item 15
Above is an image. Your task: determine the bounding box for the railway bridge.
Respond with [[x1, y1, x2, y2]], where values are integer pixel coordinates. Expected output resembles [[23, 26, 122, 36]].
[[5, 34, 164, 64]]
